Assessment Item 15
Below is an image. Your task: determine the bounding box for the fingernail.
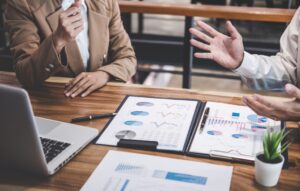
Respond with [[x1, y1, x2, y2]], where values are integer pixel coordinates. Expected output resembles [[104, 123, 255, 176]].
[[71, 94, 75, 98]]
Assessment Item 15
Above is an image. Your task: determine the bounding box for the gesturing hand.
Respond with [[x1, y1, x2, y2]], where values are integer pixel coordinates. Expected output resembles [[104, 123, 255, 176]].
[[52, 3, 83, 53], [64, 71, 110, 98], [189, 20, 244, 70], [242, 84, 300, 121]]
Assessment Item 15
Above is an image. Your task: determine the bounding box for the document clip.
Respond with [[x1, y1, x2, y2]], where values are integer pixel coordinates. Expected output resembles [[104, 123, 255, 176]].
[[117, 139, 158, 151], [209, 150, 253, 163]]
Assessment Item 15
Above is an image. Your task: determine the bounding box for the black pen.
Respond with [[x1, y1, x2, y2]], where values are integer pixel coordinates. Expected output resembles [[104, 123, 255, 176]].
[[71, 113, 117, 123], [199, 107, 210, 134]]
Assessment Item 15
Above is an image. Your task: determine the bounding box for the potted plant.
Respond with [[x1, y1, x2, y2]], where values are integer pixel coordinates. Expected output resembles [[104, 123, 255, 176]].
[[255, 128, 290, 187]]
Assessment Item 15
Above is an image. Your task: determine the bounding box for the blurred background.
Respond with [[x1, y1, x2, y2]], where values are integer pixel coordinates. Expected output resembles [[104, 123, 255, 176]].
[[0, 0, 299, 96]]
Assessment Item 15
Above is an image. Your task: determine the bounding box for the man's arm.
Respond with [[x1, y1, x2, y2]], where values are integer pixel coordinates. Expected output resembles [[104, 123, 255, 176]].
[[96, 0, 137, 82], [234, 9, 299, 91], [190, 8, 300, 91]]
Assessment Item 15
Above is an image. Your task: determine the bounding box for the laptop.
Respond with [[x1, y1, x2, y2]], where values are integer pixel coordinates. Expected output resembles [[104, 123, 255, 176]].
[[0, 85, 99, 176]]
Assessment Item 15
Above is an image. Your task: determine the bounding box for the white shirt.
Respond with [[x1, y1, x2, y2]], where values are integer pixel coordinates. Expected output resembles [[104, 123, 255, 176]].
[[62, 0, 90, 69]]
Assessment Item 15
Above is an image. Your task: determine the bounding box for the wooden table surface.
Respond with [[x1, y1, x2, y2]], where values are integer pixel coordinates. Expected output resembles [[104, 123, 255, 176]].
[[0, 72, 299, 191]]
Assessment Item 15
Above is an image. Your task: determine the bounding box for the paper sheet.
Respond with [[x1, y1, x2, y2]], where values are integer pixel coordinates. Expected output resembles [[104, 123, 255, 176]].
[[96, 96, 198, 151], [189, 102, 281, 161], [81, 151, 233, 191]]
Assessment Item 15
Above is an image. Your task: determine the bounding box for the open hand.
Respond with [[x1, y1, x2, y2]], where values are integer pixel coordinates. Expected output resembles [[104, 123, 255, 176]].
[[64, 71, 110, 98], [189, 20, 244, 70], [242, 84, 300, 121]]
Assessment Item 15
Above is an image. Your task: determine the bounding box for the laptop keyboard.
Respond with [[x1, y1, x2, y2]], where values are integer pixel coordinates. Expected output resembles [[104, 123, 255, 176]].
[[40, 137, 71, 163]]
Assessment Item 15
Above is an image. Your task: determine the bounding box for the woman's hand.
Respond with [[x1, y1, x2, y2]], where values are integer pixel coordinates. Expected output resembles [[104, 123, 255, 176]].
[[52, 4, 83, 53], [243, 84, 300, 121], [64, 71, 110, 98]]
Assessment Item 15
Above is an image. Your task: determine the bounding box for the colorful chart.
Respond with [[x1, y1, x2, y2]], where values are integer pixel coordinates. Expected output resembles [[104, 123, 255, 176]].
[[131, 111, 149, 116], [207, 130, 223, 136], [251, 125, 267, 132], [232, 134, 248, 139], [115, 130, 136, 140], [247, 114, 268, 123], [231, 112, 240, 119], [124, 121, 143, 126], [136, 102, 154, 107]]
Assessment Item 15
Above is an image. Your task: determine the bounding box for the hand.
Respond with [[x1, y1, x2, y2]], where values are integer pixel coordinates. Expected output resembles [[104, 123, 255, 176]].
[[52, 2, 83, 53], [242, 84, 300, 121], [189, 20, 244, 70], [64, 71, 110, 98]]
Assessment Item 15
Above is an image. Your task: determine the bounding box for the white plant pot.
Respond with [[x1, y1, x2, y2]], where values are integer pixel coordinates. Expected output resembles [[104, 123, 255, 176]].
[[255, 152, 284, 187]]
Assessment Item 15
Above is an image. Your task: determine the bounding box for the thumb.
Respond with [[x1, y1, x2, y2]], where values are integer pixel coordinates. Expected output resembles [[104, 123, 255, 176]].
[[285, 83, 300, 99], [225, 21, 240, 40], [72, 0, 81, 8]]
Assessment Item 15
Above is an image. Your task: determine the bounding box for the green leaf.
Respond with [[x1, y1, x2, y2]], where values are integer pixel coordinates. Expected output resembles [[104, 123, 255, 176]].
[[263, 136, 270, 161]]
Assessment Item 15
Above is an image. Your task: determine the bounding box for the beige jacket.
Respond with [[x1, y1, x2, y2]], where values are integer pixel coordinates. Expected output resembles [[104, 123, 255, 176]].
[[235, 8, 299, 91], [5, 0, 137, 87]]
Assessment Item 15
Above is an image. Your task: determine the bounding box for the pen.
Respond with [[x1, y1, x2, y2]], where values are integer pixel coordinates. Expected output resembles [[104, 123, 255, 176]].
[[71, 113, 117, 123], [199, 107, 210, 134]]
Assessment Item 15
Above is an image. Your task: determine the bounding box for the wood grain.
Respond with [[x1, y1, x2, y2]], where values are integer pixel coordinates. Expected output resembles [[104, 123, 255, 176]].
[[119, 1, 296, 23], [0, 71, 299, 191]]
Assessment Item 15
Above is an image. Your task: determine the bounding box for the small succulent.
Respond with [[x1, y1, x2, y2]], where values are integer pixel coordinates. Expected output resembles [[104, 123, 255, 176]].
[[262, 128, 291, 163]]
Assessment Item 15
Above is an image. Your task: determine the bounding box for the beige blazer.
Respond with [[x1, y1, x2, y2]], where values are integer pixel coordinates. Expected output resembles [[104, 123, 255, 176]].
[[5, 0, 137, 87]]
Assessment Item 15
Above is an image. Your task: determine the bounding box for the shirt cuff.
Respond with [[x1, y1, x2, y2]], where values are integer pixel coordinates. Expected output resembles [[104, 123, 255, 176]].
[[233, 51, 257, 78]]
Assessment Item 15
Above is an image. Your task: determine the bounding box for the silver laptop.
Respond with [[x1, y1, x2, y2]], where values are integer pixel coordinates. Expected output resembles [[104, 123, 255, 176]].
[[0, 85, 99, 176]]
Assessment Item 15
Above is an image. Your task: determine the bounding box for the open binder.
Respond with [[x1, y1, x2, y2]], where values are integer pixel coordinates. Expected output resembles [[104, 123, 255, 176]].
[[95, 96, 284, 164]]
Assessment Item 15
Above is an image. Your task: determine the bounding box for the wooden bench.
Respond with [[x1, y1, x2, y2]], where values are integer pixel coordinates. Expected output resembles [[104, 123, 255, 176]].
[[119, 1, 296, 88]]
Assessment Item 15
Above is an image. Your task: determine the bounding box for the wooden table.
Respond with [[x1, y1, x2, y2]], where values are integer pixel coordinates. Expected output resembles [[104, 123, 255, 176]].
[[0, 71, 299, 191]]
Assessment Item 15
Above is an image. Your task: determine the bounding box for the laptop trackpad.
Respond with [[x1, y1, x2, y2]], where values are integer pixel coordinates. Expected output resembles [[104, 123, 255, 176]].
[[35, 117, 61, 136]]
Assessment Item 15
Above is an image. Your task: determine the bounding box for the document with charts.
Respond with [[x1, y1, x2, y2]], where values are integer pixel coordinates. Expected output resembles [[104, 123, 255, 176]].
[[188, 102, 281, 161], [96, 96, 200, 152], [80, 151, 233, 191]]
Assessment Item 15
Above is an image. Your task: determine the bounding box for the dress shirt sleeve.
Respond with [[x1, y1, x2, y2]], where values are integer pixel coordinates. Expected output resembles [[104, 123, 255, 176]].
[[233, 8, 299, 91]]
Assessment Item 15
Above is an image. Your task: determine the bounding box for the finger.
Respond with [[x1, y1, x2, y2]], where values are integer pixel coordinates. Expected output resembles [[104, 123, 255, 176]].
[[81, 85, 97, 97], [68, 77, 90, 98], [71, 19, 83, 29], [71, 80, 93, 98], [243, 96, 271, 116], [253, 94, 286, 111], [196, 20, 219, 37], [189, 28, 213, 44], [65, 73, 86, 93], [194, 53, 213, 60], [225, 20, 240, 39], [285, 84, 300, 100], [190, 39, 211, 52], [66, 13, 82, 24], [62, 7, 80, 18]]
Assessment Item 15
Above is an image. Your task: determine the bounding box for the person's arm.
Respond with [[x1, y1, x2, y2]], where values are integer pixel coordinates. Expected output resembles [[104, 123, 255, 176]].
[[5, 0, 83, 88], [233, 10, 299, 91], [5, 0, 65, 87], [190, 8, 299, 91], [96, 0, 137, 82]]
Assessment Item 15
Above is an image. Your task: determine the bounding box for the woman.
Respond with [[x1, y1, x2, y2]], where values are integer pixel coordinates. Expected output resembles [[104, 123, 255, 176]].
[[5, 0, 136, 98]]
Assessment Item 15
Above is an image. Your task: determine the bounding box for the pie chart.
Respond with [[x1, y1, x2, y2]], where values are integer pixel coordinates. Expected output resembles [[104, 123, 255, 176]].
[[124, 121, 144, 126], [115, 130, 136, 140], [207, 130, 222, 136], [247, 114, 268, 123], [136, 102, 154, 107], [131, 111, 149, 116]]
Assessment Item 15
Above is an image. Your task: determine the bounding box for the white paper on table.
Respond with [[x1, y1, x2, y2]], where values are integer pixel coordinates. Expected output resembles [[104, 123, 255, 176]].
[[189, 102, 281, 161], [96, 96, 199, 151], [81, 151, 233, 191]]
